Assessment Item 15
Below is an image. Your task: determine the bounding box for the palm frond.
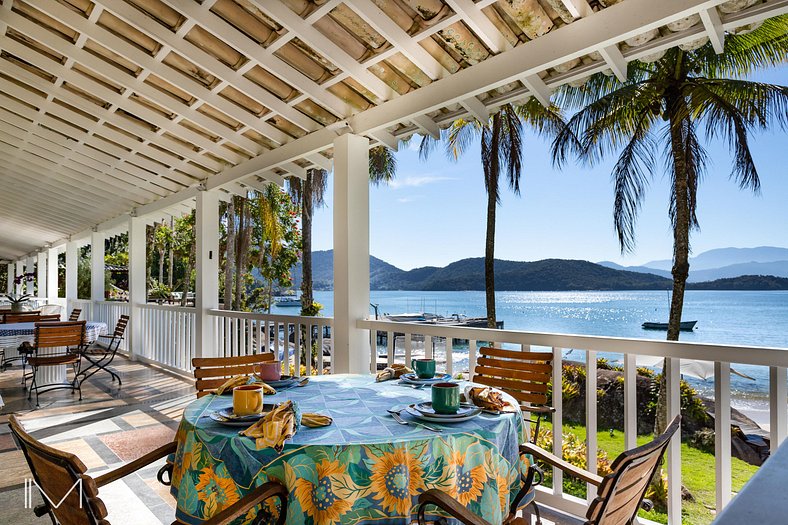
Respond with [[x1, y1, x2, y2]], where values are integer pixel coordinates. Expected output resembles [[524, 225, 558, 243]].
[[418, 133, 441, 162], [662, 119, 707, 234], [499, 105, 524, 195], [369, 145, 396, 186], [445, 118, 482, 161]]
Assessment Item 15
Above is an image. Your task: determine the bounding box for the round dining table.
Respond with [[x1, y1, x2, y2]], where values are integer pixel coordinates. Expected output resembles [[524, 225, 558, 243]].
[[0, 321, 107, 384], [171, 374, 533, 525]]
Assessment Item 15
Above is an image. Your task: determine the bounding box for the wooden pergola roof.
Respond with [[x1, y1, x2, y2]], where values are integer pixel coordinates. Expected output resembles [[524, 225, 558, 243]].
[[0, 0, 785, 260]]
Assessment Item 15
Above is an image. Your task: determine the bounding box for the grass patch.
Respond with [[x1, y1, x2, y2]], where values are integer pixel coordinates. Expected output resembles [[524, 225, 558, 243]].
[[535, 422, 759, 524]]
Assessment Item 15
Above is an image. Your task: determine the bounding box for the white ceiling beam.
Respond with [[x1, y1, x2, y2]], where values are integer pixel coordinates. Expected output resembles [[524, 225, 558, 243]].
[[459, 96, 490, 122], [94, 0, 319, 134], [305, 153, 333, 171], [445, 0, 513, 54], [345, 0, 447, 80], [157, 0, 350, 119], [700, 7, 725, 54], [561, 0, 594, 19], [368, 130, 399, 151], [597, 45, 629, 82], [250, 0, 393, 100], [17, 0, 290, 147], [411, 115, 441, 139], [281, 162, 307, 179], [520, 75, 553, 107]]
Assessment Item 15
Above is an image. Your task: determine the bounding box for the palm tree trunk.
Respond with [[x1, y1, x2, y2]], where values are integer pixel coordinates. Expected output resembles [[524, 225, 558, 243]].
[[234, 198, 246, 310], [301, 171, 314, 315], [655, 109, 693, 435], [224, 199, 235, 310], [168, 217, 174, 289], [485, 184, 497, 329], [158, 249, 164, 285]]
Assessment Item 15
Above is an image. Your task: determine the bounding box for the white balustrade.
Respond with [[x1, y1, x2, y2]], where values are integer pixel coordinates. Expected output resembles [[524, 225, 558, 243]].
[[92, 301, 130, 352], [358, 318, 788, 524], [137, 304, 196, 373], [208, 309, 333, 377]]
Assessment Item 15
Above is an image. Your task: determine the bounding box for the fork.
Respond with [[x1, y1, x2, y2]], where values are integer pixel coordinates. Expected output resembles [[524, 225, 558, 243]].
[[387, 408, 442, 432]]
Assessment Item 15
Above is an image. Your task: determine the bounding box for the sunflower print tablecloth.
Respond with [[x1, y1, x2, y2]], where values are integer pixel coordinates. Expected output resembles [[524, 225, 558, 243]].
[[171, 374, 534, 525]]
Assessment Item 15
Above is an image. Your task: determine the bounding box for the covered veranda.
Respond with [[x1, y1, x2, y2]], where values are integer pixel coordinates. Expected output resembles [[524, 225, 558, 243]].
[[2, 0, 788, 524]]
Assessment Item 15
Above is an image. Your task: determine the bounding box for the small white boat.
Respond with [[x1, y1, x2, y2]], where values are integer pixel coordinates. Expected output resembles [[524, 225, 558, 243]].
[[642, 320, 697, 331], [274, 295, 301, 307]]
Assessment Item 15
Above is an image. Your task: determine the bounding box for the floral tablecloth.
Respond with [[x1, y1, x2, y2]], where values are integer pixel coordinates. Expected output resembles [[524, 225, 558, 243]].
[[0, 321, 107, 348], [171, 374, 533, 525]]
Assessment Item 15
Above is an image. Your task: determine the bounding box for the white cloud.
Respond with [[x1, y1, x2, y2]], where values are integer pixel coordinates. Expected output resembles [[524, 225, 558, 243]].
[[396, 196, 424, 203], [388, 175, 455, 189]]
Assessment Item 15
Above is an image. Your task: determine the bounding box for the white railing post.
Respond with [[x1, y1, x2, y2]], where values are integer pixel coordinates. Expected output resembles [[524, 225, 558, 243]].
[[666, 357, 682, 525], [5, 262, 13, 294], [624, 353, 637, 450], [586, 350, 598, 501], [91, 230, 105, 304], [333, 133, 370, 374], [47, 246, 58, 306], [65, 240, 78, 311], [128, 215, 146, 361], [26, 255, 35, 297], [196, 189, 219, 360], [552, 346, 563, 495], [715, 361, 732, 511], [36, 251, 47, 299], [770, 366, 787, 452]]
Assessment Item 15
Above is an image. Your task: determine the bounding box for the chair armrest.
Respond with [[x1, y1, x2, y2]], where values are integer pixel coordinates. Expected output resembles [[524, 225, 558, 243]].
[[95, 441, 177, 487], [97, 334, 122, 340], [203, 481, 288, 525], [520, 443, 603, 486], [521, 405, 555, 414], [417, 489, 491, 525]]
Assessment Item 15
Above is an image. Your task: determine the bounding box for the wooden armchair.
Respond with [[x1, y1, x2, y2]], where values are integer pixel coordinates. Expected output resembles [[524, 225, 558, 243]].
[[69, 308, 82, 321], [9, 415, 288, 525], [25, 321, 86, 406], [417, 416, 681, 525], [192, 353, 277, 398], [474, 347, 555, 442]]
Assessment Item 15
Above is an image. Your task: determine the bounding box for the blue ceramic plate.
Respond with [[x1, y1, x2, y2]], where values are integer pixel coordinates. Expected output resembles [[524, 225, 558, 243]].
[[405, 404, 480, 423], [412, 402, 480, 418], [209, 405, 276, 427], [256, 375, 298, 389], [400, 373, 452, 385]]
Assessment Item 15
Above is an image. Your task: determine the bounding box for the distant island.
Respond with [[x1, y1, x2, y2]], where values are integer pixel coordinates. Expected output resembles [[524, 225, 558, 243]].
[[288, 250, 788, 292]]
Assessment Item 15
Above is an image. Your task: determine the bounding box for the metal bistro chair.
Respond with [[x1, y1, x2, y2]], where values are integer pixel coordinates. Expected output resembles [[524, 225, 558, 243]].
[[417, 416, 682, 525], [26, 321, 86, 407], [74, 315, 128, 386], [9, 415, 289, 525], [68, 308, 82, 321]]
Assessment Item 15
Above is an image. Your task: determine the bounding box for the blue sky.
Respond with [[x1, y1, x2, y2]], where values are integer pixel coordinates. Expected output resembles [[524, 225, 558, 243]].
[[311, 66, 788, 271]]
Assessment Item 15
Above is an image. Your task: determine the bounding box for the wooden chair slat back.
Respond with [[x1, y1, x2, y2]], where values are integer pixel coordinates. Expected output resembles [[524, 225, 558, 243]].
[[9, 415, 108, 525], [35, 321, 86, 350], [586, 416, 681, 525], [191, 353, 276, 398], [3, 312, 43, 324], [112, 315, 129, 338], [69, 309, 82, 321], [474, 347, 553, 406]]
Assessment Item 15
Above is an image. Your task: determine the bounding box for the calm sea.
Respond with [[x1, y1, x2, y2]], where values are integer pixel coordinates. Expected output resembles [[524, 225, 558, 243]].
[[273, 290, 788, 406]]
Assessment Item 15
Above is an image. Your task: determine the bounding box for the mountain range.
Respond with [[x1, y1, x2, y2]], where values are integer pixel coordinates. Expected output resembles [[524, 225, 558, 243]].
[[598, 246, 788, 281], [289, 248, 788, 291]]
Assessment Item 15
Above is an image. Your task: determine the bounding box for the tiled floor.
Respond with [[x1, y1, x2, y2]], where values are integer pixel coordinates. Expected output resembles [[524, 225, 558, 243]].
[[0, 356, 580, 525]]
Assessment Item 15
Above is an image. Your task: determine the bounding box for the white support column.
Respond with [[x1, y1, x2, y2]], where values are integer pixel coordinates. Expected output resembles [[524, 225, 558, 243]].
[[15, 260, 24, 295], [91, 231, 105, 302], [715, 361, 732, 511], [37, 251, 47, 299], [47, 246, 59, 301], [333, 133, 371, 374], [666, 357, 682, 525], [65, 241, 78, 311], [26, 255, 36, 297], [128, 215, 146, 361], [6, 262, 13, 294], [196, 189, 219, 359]]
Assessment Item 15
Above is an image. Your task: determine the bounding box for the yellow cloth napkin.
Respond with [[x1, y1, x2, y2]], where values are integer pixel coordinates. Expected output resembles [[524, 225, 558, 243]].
[[214, 375, 276, 396], [466, 386, 519, 413], [240, 400, 332, 452], [376, 363, 414, 382]]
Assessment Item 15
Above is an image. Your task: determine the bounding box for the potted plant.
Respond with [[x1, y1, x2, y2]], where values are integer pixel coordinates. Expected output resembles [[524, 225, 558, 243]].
[[1, 294, 31, 312]]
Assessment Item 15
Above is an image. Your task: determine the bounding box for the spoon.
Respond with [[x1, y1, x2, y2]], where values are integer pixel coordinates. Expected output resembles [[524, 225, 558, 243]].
[[387, 407, 442, 433], [297, 377, 309, 387]]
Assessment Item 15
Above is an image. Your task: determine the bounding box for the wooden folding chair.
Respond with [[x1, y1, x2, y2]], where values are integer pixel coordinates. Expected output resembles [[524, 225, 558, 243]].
[[68, 308, 82, 321], [417, 416, 681, 525], [192, 352, 277, 398], [9, 415, 288, 525], [75, 315, 128, 386], [474, 346, 555, 442]]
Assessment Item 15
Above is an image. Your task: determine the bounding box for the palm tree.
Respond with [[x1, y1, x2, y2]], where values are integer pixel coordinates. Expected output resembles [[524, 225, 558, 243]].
[[553, 17, 788, 430], [288, 145, 396, 317], [421, 101, 572, 327]]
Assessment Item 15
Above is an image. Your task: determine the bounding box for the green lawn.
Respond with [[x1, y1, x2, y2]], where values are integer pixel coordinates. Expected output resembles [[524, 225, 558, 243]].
[[536, 422, 759, 524]]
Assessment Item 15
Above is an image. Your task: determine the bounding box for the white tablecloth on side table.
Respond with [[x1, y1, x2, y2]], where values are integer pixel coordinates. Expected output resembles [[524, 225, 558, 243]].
[[1, 322, 107, 384]]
